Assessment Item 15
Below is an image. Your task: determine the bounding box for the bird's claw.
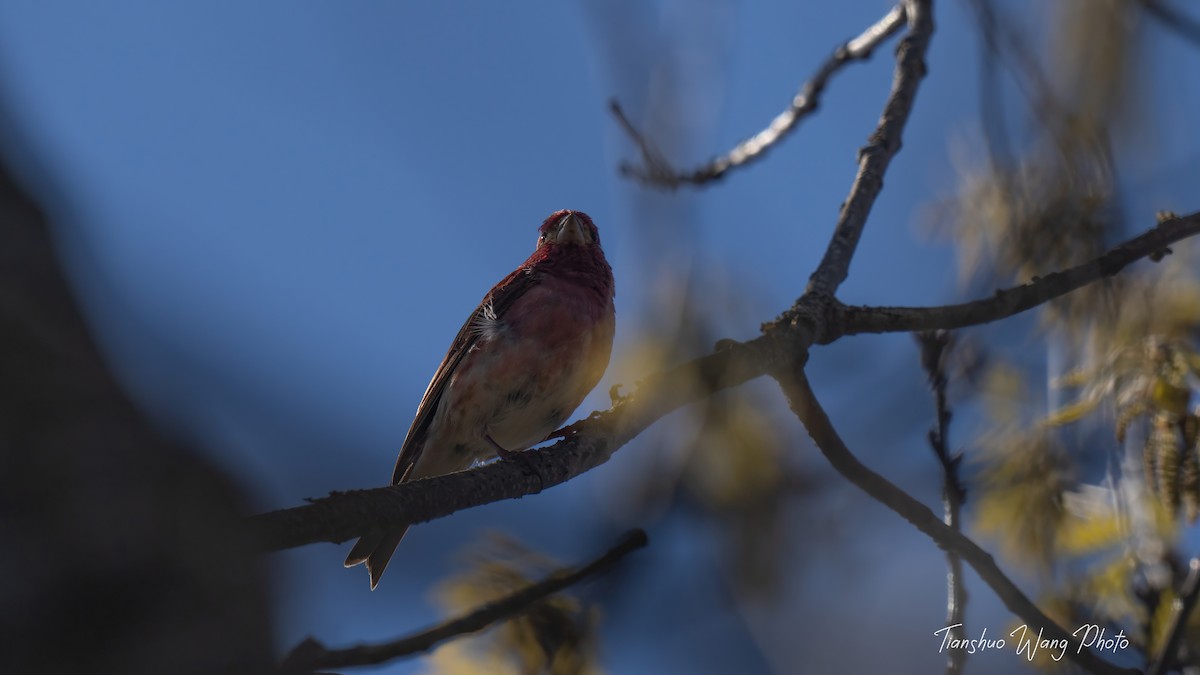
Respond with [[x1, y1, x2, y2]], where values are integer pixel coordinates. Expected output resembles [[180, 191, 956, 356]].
[[510, 451, 545, 494], [488, 435, 545, 493]]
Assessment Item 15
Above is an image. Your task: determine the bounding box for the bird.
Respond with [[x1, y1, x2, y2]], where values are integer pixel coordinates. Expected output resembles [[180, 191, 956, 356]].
[[344, 210, 616, 589]]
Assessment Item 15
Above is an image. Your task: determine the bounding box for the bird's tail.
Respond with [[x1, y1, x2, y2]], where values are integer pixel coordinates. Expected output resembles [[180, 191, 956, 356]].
[[344, 526, 410, 590]]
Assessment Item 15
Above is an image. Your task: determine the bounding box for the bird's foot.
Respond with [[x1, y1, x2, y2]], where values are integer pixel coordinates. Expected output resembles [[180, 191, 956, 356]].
[[486, 435, 544, 494], [485, 434, 515, 459]]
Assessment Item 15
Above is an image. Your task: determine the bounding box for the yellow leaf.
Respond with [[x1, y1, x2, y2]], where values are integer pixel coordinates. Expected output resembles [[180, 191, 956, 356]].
[[1150, 380, 1190, 417], [1043, 399, 1101, 427], [1057, 512, 1125, 555]]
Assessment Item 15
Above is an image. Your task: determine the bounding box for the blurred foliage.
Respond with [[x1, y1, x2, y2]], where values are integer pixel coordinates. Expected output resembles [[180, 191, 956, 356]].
[[668, 354, 804, 598], [1045, 265, 1200, 520], [941, 0, 1142, 334], [1052, 0, 1141, 130], [419, 0, 1198, 669], [945, 0, 1200, 668], [680, 390, 795, 597], [425, 536, 604, 675], [608, 272, 809, 600], [974, 366, 1072, 573], [946, 136, 1117, 332]]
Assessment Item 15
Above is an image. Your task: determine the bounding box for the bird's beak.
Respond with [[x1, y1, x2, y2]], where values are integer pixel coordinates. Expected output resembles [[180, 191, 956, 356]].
[[556, 212, 588, 244]]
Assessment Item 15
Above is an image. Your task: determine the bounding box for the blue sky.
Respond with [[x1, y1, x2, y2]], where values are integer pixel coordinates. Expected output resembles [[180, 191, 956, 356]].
[[1, 1, 1198, 673]]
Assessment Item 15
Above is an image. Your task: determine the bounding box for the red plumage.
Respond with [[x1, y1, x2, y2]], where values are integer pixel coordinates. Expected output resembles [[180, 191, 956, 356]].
[[344, 210, 615, 589]]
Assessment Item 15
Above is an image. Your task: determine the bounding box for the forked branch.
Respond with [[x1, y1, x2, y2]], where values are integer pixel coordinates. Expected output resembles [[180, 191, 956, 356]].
[[251, 209, 1200, 552], [772, 366, 1138, 675], [612, 4, 908, 189]]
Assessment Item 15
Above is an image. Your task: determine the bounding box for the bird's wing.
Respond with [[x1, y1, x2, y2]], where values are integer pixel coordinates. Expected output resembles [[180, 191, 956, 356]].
[[390, 266, 540, 484]]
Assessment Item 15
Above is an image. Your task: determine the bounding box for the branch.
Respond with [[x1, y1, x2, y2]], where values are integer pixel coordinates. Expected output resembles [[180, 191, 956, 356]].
[[1148, 557, 1200, 675], [915, 331, 967, 675], [805, 0, 934, 297], [838, 209, 1200, 336], [280, 530, 648, 673], [248, 333, 800, 551], [772, 366, 1138, 675], [253, 209, 1200, 551], [611, 4, 907, 189]]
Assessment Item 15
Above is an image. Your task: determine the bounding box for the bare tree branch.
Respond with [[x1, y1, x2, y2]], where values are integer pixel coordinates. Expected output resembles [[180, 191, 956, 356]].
[[251, 209, 1200, 552], [771, 366, 1139, 675], [249, 0, 938, 556], [611, 4, 907, 189], [807, 0, 934, 297], [248, 334, 797, 551], [1148, 557, 1200, 675], [915, 331, 967, 675], [251, 1, 1200, 662], [279, 530, 647, 673], [838, 209, 1200, 336]]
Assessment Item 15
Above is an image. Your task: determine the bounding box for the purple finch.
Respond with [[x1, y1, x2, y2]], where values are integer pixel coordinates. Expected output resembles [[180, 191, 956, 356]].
[[345, 210, 616, 589]]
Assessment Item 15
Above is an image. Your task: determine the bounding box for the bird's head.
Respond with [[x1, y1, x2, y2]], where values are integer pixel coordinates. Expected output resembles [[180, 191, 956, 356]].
[[525, 209, 612, 298], [537, 210, 600, 249]]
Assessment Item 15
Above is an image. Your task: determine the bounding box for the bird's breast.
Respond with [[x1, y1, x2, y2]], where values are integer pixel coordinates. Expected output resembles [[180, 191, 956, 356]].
[[433, 278, 614, 456]]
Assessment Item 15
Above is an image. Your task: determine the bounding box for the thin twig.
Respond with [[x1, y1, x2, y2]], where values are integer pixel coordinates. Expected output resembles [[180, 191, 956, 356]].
[[279, 530, 648, 673], [962, 0, 1063, 126], [611, 4, 908, 189], [609, 100, 678, 187], [773, 366, 1138, 675], [251, 210, 1200, 552], [968, 0, 1015, 175], [806, 0, 935, 297], [1148, 557, 1200, 675], [837, 209, 1200, 337], [916, 331, 967, 675]]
